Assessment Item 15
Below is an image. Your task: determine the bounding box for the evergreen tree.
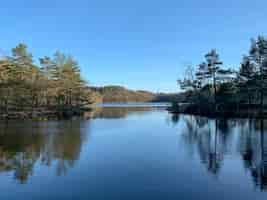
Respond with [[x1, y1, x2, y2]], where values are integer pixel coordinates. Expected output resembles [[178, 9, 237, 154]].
[[238, 56, 256, 105], [204, 49, 223, 106], [248, 36, 267, 109], [0, 43, 93, 118]]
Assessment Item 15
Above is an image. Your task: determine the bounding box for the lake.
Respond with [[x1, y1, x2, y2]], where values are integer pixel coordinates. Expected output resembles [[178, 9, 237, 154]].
[[0, 104, 267, 199]]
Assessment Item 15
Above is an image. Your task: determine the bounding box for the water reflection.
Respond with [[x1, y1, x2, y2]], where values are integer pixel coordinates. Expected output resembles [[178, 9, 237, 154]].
[[87, 106, 166, 119], [0, 120, 88, 184], [0, 106, 163, 184], [1, 105, 267, 198], [171, 115, 267, 191], [239, 120, 267, 190]]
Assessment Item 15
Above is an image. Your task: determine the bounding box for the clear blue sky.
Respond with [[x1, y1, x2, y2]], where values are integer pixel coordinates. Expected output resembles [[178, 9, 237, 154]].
[[0, 0, 266, 92]]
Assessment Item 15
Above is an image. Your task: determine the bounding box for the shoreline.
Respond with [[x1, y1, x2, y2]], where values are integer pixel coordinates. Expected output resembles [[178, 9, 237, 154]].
[[0, 107, 92, 120], [0, 102, 169, 120], [167, 105, 267, 119]]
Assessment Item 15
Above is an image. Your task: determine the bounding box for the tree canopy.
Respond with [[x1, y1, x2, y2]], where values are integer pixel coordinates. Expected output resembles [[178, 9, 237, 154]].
[[176, 36, 267, 117], [0, 43, 93, 118]]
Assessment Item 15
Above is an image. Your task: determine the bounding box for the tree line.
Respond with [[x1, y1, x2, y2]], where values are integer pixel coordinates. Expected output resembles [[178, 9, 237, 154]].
[[176, 36, 267, 117], [0, 44, 92, 118]]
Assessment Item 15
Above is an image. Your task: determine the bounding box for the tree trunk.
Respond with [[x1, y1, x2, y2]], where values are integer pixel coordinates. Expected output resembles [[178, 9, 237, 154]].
[[213, 74, 217, 112], [260, 89, 264, 114], [248, 88, 251, 105], [5, 87, 10, 116], [31, 92, 35, 112]]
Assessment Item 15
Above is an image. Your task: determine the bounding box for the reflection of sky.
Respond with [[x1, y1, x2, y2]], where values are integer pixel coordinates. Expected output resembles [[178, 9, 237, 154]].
[[0, 110, 267, 199]]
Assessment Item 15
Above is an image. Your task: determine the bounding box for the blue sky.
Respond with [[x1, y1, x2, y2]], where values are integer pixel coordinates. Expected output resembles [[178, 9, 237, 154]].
[[0, 0, 266, 92]]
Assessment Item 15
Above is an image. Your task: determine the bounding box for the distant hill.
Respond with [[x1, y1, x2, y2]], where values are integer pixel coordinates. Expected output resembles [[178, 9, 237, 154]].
[[89, 86, 177, 103]]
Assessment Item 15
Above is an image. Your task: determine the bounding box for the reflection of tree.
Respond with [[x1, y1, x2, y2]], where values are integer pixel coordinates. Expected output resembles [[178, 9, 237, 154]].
[[180, 116, 233, 176], [170, 114, 180, 125], [179, 115, 267, 190], [180, 116, 205, 149], [0, 120, 88, 183], [42, 121, 87, 176], [239, 119, 267, 191], [0, 123, 43, 184], [197, 120, 224, 176]]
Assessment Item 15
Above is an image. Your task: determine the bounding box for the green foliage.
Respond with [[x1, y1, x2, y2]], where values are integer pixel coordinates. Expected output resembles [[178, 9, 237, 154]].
[[176, 36, 267, 116], [0, 43, 94, 116]]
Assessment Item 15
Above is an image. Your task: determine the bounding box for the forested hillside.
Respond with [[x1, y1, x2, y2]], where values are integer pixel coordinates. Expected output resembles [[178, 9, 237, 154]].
[[90, 86, 156, 103], [90, 86, 178, 103]]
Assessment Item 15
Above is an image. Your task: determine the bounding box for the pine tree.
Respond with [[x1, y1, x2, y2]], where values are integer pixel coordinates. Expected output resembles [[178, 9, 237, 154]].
[[204, 49, 223, 107], [248, 36, 267, 109], [238, 56, 256, 105], [0, 43, 93, 118]]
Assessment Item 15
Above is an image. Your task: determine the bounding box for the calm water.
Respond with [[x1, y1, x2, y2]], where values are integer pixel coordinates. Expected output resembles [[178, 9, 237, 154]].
[[0, 105, 267, 199]]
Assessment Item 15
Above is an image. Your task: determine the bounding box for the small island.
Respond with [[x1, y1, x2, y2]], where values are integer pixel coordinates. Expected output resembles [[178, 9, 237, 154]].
[[169, 36, 267, 118], [0, 44, 93, 120]]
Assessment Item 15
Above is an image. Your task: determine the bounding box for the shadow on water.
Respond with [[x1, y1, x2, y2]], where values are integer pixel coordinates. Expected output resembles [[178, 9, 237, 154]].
[[0, 104, 166, 184], [2, 104, 267, 195], [0, 120, 89, 184], [170, 114, 267, 191]]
